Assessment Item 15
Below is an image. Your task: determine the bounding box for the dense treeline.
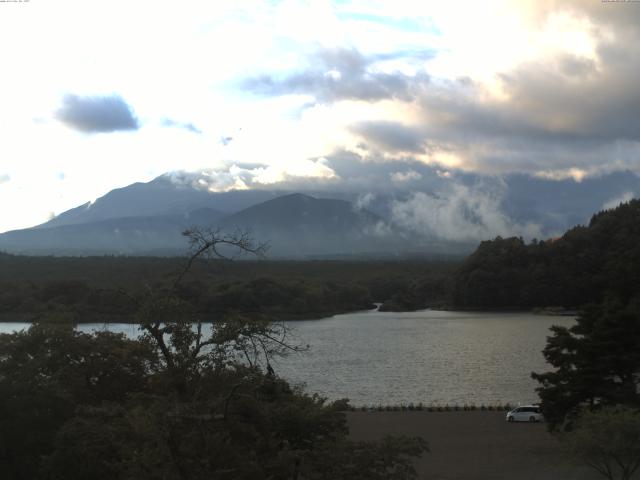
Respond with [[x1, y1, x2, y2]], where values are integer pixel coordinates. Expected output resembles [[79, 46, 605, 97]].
[[453, 199, 640, 309], [0, 255, 457, 321]]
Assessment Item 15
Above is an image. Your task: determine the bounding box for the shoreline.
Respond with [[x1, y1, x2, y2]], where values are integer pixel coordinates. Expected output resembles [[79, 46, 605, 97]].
[[0, 305, 578, 324]]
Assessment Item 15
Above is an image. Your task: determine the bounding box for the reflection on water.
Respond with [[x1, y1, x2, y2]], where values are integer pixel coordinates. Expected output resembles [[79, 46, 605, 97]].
[[274, 309, 574, 406], [0, 310, 574, 406]]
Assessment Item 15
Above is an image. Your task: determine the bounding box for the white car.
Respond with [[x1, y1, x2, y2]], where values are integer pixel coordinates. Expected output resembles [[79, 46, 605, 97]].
[[506, 405, 544, 422]]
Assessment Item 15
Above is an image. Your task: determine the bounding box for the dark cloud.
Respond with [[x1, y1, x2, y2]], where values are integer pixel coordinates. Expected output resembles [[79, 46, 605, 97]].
[[233, 162, 269, 170], [321, 152, 640, 240], [321, 149, 460, 195], [558, 54, 596, 77], [166, 144, 639, 242], [55, 94, 139, 133], [406, 4, 640, 175], [161, 118, 202, 134], [349, 121, 427, 153], [412, 1, 640, 150], [242, 47, 431, 102], [412, 58, 640, 175]]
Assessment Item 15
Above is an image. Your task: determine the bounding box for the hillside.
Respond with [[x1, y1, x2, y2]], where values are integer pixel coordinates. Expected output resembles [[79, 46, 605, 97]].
[[0, 192, 399, 257], [0, 211, 224, 255], [37, 174, 279, 229], [219, 193, 394, 256], [452, 199, 640, 309]]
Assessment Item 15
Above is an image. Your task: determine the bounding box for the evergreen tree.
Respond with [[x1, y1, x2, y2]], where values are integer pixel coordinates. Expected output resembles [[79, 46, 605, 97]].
[[532, 298, 640, 430]]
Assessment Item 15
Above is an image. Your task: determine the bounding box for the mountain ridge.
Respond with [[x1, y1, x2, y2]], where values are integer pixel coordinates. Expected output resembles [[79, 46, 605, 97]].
[[0, 192, 402, 257], [3, 169, 640, 257]]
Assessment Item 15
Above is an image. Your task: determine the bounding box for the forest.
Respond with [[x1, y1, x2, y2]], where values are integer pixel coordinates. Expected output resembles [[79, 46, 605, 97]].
[[0, 252, 457, 323], [452, 199, 640, 309], [2, 199, 640, 322]]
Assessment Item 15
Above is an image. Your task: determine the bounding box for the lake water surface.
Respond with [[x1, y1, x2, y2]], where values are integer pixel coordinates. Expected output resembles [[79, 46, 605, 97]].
[[0, 309, 574, 406]]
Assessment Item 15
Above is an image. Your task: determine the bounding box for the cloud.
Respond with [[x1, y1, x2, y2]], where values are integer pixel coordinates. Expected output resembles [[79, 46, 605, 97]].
[[160, 118, 202, 134], [326, 45, 640, 178], [402, 3, 640, 176], [0, 174, 9, 185], [602, 191, 635, 210], [353, 192, 375, 210], [237, 2, 640, 179], [242, 47, 431, 103], [350, 121, 426, 153], [168, 159, 339, 193], [390, 170, 422, 183], [55, 94, 139, 133], [363, 220, 393, 238], [391, 184, 543, 243]]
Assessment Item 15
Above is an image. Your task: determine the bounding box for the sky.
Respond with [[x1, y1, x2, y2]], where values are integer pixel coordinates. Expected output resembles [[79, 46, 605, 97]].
[[1, 0, 640, 233]]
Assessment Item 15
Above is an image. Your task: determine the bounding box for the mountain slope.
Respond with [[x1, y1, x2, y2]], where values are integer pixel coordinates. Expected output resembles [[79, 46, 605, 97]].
[[0, 209, 225, 255], [38, 174, 280, 229], [0, 193, 399, 256], [452, 199, 640, 308], [219, 193, 392, 256], [6, 168, 639, 258]]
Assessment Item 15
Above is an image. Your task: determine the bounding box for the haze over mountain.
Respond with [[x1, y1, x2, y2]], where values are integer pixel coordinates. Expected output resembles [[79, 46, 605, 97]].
[[38, 175, 281, 230], [0, 184, 415, 257], [217, 193, 399, 256], [1, 168, 639, 257]]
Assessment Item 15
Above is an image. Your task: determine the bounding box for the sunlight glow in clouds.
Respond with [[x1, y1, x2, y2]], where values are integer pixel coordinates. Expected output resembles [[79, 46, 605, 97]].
[[0, 0, 639, 232]]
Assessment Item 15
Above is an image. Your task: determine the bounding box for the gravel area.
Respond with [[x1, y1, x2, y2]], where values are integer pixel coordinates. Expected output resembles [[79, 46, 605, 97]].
[[347, 411, 602, 480]]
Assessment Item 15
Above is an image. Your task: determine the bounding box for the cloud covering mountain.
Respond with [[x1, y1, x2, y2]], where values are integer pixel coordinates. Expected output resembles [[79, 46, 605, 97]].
[[2, 167, 638, 256], [2, 1, 640, 235]]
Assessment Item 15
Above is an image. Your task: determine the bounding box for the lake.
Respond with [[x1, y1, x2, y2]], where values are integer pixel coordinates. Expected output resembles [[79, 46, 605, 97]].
[[0, 309, 574, 406]]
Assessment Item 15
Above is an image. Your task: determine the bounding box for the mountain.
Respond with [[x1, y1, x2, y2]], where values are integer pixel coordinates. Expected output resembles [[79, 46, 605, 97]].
[[38, 174, 281, 229], [218, 193, 394, 256], [0, 210, 224, 255], [3, 169, 639, 257], [0, 192, 410, 257]]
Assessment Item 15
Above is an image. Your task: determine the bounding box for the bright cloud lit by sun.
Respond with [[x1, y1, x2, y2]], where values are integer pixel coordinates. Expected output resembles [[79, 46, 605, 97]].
[[0, 0, 639, 232]]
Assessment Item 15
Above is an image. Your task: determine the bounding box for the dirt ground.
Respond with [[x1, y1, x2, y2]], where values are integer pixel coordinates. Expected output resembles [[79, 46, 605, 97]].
[[346, 411, 602, 480]]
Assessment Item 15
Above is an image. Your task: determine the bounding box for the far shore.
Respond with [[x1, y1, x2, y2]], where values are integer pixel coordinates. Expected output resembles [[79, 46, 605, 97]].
[[0, 305, 578, 324], [347, 410, 599, 480]]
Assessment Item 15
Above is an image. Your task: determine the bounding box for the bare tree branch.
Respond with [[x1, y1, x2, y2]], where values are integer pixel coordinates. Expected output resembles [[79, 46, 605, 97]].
[[173, 226, 268, 291]]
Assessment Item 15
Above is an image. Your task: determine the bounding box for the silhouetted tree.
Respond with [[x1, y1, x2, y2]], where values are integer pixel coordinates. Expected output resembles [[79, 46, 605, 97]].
[[532, 299, 640, 430], [0, 227, 429, 479]]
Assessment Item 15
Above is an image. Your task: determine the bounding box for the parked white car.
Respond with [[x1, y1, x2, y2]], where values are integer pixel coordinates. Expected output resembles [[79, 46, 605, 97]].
[[506, 405, 544, 422]]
